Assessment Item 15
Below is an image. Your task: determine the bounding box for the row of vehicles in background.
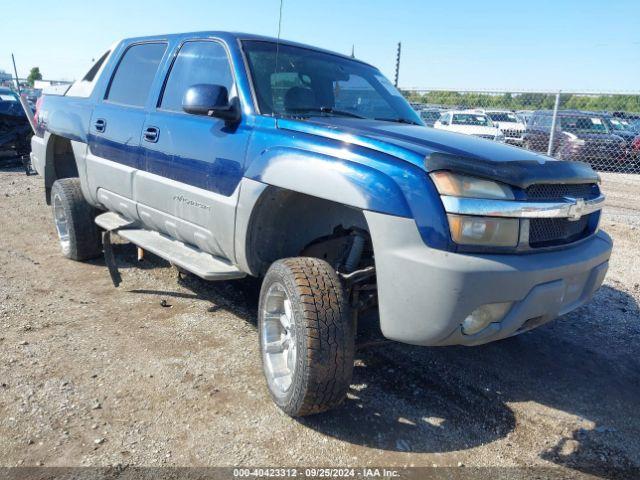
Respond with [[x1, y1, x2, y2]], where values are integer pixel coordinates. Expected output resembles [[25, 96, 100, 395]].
[[412, 104, 640, 172]]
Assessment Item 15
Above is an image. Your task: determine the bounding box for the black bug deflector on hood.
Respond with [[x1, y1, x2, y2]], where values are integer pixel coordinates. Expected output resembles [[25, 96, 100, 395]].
[[425, 152, 600, 188]]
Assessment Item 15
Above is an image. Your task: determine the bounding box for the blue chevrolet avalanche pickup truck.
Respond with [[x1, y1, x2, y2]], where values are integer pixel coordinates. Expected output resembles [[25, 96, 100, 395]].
[[30, 32, 612, 416]]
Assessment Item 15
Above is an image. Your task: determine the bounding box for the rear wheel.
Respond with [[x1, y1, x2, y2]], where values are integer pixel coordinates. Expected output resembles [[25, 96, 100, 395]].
[[258, 257, 354, 416], [51, 178, 102, 261]]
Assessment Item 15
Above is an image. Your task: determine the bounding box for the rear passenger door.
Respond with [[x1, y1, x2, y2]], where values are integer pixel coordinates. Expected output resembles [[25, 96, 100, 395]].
[[86, 42, 167, 220], [136, 39, 250, 260]]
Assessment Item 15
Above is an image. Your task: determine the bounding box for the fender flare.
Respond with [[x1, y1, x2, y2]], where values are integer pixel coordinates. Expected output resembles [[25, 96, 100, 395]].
[[244, 146, 412, 217], [42, 132, 91, 205]]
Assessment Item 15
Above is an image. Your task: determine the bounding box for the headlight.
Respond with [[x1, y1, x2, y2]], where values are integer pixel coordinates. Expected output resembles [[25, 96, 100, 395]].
[[431, 171, 515, 200], [431, 172, 519, 247], [447, 214, 519, 247], [496, 132, 505, 142]]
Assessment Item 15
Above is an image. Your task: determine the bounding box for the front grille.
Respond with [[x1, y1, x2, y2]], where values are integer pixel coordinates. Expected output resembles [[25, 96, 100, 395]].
[[503, 129, 523, 138], [525, 183, 600, 248], [529, 215, 592, 247], [525, 183, 599, 200]]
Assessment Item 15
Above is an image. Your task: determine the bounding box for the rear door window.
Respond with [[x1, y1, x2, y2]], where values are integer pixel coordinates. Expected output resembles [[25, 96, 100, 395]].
[[106, 43, 166, 107], [533, 115, 553, 128], [159, 40, 233, 112]]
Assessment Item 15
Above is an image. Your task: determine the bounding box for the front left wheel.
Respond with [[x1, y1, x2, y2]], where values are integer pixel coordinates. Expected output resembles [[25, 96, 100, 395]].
[[258, 257, 355, 416]]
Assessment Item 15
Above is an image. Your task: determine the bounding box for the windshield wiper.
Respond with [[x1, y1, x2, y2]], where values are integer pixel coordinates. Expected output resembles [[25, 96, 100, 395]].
[[374, 117, 421, 126], [292, 107, 366, 119]]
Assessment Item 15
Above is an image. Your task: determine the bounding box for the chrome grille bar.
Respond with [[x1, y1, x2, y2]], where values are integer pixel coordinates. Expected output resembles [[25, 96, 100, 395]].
[[441, 194, 605, 220]]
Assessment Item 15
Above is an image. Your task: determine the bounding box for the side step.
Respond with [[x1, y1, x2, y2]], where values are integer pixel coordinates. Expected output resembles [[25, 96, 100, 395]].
[[95, 212, 246, 281]]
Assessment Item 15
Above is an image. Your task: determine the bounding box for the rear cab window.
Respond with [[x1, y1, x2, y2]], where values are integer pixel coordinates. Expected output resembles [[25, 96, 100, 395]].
[[65, 49, 113, 98], [106, 43, 167, 107]]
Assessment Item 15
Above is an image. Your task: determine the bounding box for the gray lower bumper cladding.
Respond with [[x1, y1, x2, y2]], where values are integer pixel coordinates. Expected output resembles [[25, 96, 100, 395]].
[[365, 211, 612, 347]]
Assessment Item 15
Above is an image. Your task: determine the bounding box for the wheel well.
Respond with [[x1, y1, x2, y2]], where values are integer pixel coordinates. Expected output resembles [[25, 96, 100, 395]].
[[245, 187, 371, 276], [44, 135, 79, 204]]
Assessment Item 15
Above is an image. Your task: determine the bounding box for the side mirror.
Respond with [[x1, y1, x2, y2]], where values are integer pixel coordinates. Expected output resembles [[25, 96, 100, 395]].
[[182, 84, 240, 122]]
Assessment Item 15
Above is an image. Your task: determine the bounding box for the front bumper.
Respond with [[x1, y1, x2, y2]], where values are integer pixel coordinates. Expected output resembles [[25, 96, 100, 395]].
[[365, 211, 612, 346]]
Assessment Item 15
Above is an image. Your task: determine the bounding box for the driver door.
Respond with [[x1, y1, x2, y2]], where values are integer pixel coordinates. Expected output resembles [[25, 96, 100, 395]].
[[136, 39, 250, 261]]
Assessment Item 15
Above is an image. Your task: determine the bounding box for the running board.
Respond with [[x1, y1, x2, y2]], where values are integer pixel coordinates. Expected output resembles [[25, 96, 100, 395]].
[[95, 212, 245, 281]]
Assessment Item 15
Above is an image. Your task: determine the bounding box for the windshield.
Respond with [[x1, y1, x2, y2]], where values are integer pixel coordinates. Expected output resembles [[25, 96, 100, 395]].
[[486, 112, 519, 123], [452, 113, 492, 126], [242, 41, 422, 124], [421, 110, 441, 120], [560, 116, 609, 134], [607, 118, 631, 131]]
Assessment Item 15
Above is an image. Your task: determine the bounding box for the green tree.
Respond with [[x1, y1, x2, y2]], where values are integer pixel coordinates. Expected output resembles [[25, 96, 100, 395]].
[[27, 67, 42, 87], [403, 90, 640, 113]]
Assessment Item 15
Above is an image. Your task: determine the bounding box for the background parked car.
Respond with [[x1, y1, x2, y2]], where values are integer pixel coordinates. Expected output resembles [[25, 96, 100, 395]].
[[484, 110, 527, 146], [20, 88, 42, 106], [434, 110, 505, 141], [0, 87, 32, 157], [632, 136, 640, 162], [524, 110, 628, 170], [603, 115, 640, 157]]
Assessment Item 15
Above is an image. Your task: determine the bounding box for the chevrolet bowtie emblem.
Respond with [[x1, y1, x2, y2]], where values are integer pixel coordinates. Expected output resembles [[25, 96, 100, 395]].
[[565, 197, 586, 221]]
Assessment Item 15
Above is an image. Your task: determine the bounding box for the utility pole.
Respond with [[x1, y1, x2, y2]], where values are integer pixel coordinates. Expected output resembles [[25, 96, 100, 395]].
[[11, 53, 21, 94], [547, 91, 561, 156], [394, 42, 402, 87]]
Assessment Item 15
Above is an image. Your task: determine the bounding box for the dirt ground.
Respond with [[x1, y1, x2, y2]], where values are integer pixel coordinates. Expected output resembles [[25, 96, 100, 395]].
[[0, 166, 638, 478]]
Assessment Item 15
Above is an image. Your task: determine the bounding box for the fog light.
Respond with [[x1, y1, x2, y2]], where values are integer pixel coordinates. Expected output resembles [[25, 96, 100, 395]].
[[462, 302, 513, 335]]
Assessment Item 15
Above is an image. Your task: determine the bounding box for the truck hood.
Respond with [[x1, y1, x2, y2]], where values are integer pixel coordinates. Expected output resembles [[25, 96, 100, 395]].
[[562, 131, 627, 143], [278, 116, 547, 166], [277, 116, 599, 186]]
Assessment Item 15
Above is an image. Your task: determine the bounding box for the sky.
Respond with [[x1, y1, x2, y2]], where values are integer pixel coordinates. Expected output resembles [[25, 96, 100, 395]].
[[1, 0, 639, 93]]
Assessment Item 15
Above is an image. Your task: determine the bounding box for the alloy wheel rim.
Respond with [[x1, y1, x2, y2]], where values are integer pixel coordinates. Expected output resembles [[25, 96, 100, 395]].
[[52, 194, 70, 255], [262, 282, 297, 396]]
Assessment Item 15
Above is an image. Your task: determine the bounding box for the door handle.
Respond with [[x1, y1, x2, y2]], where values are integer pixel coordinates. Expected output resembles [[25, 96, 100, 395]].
[[143, 126, 159, 143], [94, 118, 106, 133]]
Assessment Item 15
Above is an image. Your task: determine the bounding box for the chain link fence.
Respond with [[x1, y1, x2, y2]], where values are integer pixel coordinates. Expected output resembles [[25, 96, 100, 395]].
[[403, 89, 640, 174]]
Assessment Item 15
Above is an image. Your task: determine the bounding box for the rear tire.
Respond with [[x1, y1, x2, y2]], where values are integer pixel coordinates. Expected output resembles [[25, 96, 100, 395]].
[[51, 178, 102, 261], [258, 257, 355, 416]]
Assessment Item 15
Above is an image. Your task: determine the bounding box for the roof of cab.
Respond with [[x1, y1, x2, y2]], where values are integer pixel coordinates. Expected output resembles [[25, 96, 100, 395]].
[[118, 31, 375, 67]]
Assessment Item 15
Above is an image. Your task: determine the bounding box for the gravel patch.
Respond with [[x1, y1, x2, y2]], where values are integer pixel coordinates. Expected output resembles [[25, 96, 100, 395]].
[[0, 167, 638, 478]]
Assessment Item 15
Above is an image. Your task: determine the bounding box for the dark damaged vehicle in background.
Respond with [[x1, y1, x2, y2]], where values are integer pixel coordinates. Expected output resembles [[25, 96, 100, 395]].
[[524, 110, 629, 171], [0, 87, 32, 159]]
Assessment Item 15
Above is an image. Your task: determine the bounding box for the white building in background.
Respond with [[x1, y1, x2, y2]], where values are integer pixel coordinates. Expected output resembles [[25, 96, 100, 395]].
[[34, 79, 72, 95], [0, 70, 13, 87]]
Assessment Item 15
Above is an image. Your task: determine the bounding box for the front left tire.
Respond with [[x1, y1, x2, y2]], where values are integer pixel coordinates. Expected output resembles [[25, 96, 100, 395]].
[[258, 257, 355, 416]]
